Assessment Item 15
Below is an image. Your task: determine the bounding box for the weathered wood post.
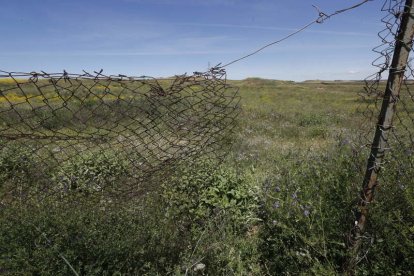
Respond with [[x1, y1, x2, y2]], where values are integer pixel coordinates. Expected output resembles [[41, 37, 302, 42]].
[[347, 0, 414, 273]]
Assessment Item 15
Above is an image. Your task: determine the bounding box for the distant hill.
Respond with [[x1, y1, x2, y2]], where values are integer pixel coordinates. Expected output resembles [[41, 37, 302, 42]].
[[231, 77, 295, 86]]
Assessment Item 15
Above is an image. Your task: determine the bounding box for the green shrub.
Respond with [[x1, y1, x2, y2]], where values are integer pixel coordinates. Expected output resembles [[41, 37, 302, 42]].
[[0, 145, 35, 182], [52, 151, 129, 195], [159, 159, 262, 274], [0, 144, 41, 200], [162, 159, 259, 226]]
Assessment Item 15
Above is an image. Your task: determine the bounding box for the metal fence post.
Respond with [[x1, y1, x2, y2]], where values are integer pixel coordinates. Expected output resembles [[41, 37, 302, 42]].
[[347, 0, 414, 272]]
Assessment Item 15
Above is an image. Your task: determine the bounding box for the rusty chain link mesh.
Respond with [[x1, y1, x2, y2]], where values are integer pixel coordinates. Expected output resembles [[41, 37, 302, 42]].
[[0, 0, 372, 202], [0, 67, 240, 196], [360, 0, 414, 185], [354, 0, 414, 264]]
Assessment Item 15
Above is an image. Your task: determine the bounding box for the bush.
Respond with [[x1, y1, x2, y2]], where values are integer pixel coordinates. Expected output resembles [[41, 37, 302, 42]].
[[162, 159, 259, 226], [0, 144, 35, 182], [159, 159, 262, 274], [52, 151, 129, 195], [0, 144, 41, 201]]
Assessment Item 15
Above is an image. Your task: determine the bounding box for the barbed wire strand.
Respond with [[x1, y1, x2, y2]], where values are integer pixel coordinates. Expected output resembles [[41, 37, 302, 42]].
[[0, 69, 240, 197], [221, 0, 373, 68]]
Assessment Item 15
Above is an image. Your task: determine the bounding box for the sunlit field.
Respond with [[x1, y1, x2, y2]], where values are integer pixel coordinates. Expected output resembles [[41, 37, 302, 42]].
[[1, 79, 413, 275]]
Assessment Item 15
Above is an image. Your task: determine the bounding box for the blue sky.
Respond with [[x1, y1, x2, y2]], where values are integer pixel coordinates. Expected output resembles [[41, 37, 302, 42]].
[[0, 0, 385, 80]]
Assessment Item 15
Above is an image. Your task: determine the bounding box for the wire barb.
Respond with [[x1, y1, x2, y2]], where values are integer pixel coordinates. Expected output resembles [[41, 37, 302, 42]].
[[221, 0, 372, 68], [0, 67, 240, 196]]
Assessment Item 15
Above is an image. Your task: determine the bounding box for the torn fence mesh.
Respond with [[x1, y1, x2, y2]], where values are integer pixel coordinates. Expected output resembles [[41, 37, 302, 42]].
[[0, 67, 240, 194]]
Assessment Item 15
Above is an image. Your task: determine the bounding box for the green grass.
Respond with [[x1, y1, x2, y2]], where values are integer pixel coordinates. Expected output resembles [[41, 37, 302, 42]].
[[1, 78, 413, 275], [228, 79, 367, 172]]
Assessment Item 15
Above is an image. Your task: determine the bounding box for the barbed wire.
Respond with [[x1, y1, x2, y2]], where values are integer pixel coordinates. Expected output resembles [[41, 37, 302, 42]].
[[0, 67, 240, 197], [0, 0, 374, 200], [221, 0, 372, 68], [0, 0, 398, 274]]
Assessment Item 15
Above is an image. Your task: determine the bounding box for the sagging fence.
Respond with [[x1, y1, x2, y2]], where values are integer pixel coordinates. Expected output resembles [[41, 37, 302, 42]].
[[0, 68, 239, 195], [0, 0, 413, 273]]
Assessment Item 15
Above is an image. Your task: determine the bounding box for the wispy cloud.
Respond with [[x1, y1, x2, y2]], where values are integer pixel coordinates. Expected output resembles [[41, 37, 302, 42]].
[[175, 22, 374, 37], [347, 70, 360, 74]]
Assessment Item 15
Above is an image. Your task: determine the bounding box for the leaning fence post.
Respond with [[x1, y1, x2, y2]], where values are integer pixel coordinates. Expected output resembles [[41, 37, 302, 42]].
[[347, 0, 414, 272]]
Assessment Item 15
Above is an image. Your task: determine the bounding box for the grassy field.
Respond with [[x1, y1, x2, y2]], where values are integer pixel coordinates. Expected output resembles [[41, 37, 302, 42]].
[[1, 78, 413, 275], [231, 78, 365, 158]]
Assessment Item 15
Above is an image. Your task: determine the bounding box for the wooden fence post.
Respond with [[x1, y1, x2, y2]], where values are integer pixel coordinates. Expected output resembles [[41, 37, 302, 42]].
[[347, 0, 414, 273]]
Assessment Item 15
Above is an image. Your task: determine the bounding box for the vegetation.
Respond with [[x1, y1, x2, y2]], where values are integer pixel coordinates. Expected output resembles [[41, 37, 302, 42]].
[[1, 79, 413, 275]]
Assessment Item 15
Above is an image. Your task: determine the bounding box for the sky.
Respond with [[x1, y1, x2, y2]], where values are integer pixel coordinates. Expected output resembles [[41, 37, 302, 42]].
[[0, 0, 387, 81]]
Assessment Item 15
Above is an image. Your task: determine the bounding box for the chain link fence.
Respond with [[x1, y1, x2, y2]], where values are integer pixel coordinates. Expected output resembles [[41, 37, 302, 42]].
[[350, 0, 414, 268], [361, 0, 414, 155], [0, 67, 240, 197], [1, 0, 413, 273]]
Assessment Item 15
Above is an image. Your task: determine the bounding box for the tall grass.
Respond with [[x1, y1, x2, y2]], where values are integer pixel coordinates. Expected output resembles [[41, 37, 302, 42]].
[[1, 79, 413, 275]]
